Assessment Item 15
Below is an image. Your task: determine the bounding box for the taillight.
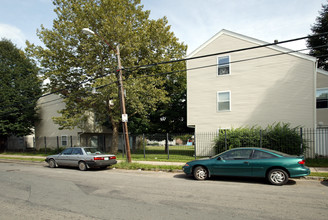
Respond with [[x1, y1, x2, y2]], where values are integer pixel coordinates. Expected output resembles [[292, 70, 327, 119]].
[[94, 157, 104, 160], [298, 160, 305, 165], [109, 156, 116, 160]]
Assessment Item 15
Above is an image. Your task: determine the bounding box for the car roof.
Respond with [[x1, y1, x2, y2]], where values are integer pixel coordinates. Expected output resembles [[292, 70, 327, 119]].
[[226, 147, 289, 157]]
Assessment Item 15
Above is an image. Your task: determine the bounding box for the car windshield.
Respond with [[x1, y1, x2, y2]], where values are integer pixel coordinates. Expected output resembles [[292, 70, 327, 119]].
[[84, 148, 104, 155]]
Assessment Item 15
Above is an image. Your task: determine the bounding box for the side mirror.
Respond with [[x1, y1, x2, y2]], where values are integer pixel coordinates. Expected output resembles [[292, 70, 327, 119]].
[[217, 157, 222, 160]]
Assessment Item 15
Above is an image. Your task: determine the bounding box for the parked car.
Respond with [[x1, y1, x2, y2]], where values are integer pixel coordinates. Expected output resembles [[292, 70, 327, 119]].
[[45, 147, 117, 171], [182, 147, 310, 185]]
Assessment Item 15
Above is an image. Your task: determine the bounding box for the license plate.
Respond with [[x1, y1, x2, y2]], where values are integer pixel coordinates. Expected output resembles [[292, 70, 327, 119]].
[[104, 157, 109, 160]]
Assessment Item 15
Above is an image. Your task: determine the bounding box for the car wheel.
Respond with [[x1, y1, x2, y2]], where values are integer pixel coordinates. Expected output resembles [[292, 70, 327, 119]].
[[193, 166, 208, 180], [267, 169, 288, 185], [78, 161, 87, 171], [49, 159, 57, 168]]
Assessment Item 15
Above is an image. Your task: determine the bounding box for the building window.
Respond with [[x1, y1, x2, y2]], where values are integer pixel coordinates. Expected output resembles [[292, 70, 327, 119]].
[[317, 88, 328, 109], [61, 135, 68, 146], [217, 91, 231, 111], [218, 56, 230, 75]]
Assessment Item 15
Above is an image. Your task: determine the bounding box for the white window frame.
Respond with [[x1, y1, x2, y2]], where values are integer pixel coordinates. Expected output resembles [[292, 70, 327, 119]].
[[316, 88, 328, 109], [217, 55, 231, 76], [61, 135, 68, 146], [217, 91, 231, 112]]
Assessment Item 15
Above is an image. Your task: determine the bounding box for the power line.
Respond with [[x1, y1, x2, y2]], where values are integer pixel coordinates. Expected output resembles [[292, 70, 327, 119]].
[[124, 31, 328, 72], [2, 43, 327, 115], [1, 33, 327, 116]]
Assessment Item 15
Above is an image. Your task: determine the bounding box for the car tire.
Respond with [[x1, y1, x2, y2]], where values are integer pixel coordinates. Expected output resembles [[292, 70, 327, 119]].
[[267, 169, 289, 185], [49, 159, 57, 168], [193, 166, 208, 180], [78, 161, 87, 171]]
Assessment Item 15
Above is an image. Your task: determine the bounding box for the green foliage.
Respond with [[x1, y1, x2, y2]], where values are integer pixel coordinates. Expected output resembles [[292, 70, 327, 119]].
[[113, 161, 181, 171], [262, 123, 305, 155], [307, 2, 328, 70], [0, 39, 42, 138], [214, 123, 306, 155], [306, 158, 328, 167], [26, 0, 187, 152]]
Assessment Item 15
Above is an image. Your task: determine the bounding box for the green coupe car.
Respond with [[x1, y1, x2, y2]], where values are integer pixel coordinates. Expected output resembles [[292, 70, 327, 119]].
[[183, 147, 310, 185]]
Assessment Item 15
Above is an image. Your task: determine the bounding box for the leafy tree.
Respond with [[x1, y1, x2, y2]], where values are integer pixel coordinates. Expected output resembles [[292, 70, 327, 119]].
[[307, 2, 328, 70], [26, 0, 187, 153], [0, 39, 42, 151], [128, 69, 192, 134]]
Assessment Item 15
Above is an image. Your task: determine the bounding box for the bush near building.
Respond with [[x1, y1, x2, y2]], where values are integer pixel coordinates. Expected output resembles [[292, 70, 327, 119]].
[[214, 123, 306, 155]]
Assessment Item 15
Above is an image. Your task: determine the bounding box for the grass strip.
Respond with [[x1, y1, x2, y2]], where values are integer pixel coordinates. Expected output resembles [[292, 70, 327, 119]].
[[0, 157, 45, 162], [113, 161, 182, 171], [309, 172, 328, 178]]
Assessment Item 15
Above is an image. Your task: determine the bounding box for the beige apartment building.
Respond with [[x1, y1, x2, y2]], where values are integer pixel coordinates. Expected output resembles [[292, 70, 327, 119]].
[[187, 29, 328, 133], [187, 30, 328, 156]]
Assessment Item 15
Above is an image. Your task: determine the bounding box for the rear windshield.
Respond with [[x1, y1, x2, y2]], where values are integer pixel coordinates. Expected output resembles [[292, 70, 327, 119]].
[[263, 148, 291, 157], [84, 148, 103, 155]]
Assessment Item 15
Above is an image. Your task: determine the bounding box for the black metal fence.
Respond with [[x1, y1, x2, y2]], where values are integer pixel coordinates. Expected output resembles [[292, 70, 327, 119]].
[[6, 128, 328, 159]]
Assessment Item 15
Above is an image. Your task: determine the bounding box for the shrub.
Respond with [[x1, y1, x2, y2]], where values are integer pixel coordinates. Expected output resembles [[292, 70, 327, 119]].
[[214, 123, 306, 155]]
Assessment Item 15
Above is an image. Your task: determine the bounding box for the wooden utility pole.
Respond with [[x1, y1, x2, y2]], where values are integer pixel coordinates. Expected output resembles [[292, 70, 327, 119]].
[[82, 28, 132, 163], [116, 45, 132, 163]]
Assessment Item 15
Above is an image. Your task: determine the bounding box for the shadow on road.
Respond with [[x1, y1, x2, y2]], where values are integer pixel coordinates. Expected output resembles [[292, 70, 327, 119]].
[[173, 173, 297, 186], [45, 165, 113, 172], [321, 180, 328, 187]]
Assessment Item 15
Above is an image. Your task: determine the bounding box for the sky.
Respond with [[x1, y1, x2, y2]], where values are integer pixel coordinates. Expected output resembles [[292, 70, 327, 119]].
[[0, 0, 326, 55]]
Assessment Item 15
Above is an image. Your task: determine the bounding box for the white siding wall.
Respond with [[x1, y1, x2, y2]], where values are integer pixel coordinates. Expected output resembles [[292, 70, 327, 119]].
[[36, 94, 81, 137], [35, 94, 82, 149], [187, 33, 316, 133]]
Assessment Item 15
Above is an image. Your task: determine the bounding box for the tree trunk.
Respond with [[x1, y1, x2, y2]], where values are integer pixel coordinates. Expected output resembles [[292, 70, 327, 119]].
[[111, 121, 119, 154]]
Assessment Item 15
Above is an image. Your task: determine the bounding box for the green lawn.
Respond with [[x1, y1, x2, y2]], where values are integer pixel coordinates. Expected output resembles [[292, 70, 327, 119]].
[[309, 172, 328, 178], [117, 145, 197, 162]]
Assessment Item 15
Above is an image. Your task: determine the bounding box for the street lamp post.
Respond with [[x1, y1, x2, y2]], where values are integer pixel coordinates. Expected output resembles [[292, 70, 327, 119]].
[[82, 28, 132, 163]]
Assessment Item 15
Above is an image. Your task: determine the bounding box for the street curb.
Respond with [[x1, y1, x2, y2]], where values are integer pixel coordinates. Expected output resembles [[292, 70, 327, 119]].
[[1, 156, 328, 179], [302, 176, 327, 181]]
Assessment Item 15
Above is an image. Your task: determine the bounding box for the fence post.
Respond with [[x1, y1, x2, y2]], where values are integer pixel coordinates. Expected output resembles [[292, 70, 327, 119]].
[[225, 130, 227, 151], [194, 133, 197, 160], [167, 133, 169, 160], [57, 136, 59, 153], [260, 130, 262, 148], [70, 136, 73, 147], [33, 137, 35, 150], [143, 134, 146, 159], [44, 136, 47, 154], [300, 127, 303, 155]]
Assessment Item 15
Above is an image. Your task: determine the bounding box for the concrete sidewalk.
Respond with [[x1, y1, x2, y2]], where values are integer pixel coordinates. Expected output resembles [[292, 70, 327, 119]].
[[0, 154, 327, 173]]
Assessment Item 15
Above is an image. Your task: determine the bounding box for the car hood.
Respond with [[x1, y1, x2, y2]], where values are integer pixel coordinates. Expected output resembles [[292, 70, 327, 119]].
[[187, 157, 212, 164]]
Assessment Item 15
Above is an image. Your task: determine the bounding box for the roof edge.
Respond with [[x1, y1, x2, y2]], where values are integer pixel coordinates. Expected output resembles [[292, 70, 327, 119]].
[[186, 29, 316, 62], [318, 68, 328, 76]]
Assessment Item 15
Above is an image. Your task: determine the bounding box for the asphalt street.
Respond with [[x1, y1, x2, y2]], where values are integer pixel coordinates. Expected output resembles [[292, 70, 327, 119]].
[[0, 160, 327, 220]]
